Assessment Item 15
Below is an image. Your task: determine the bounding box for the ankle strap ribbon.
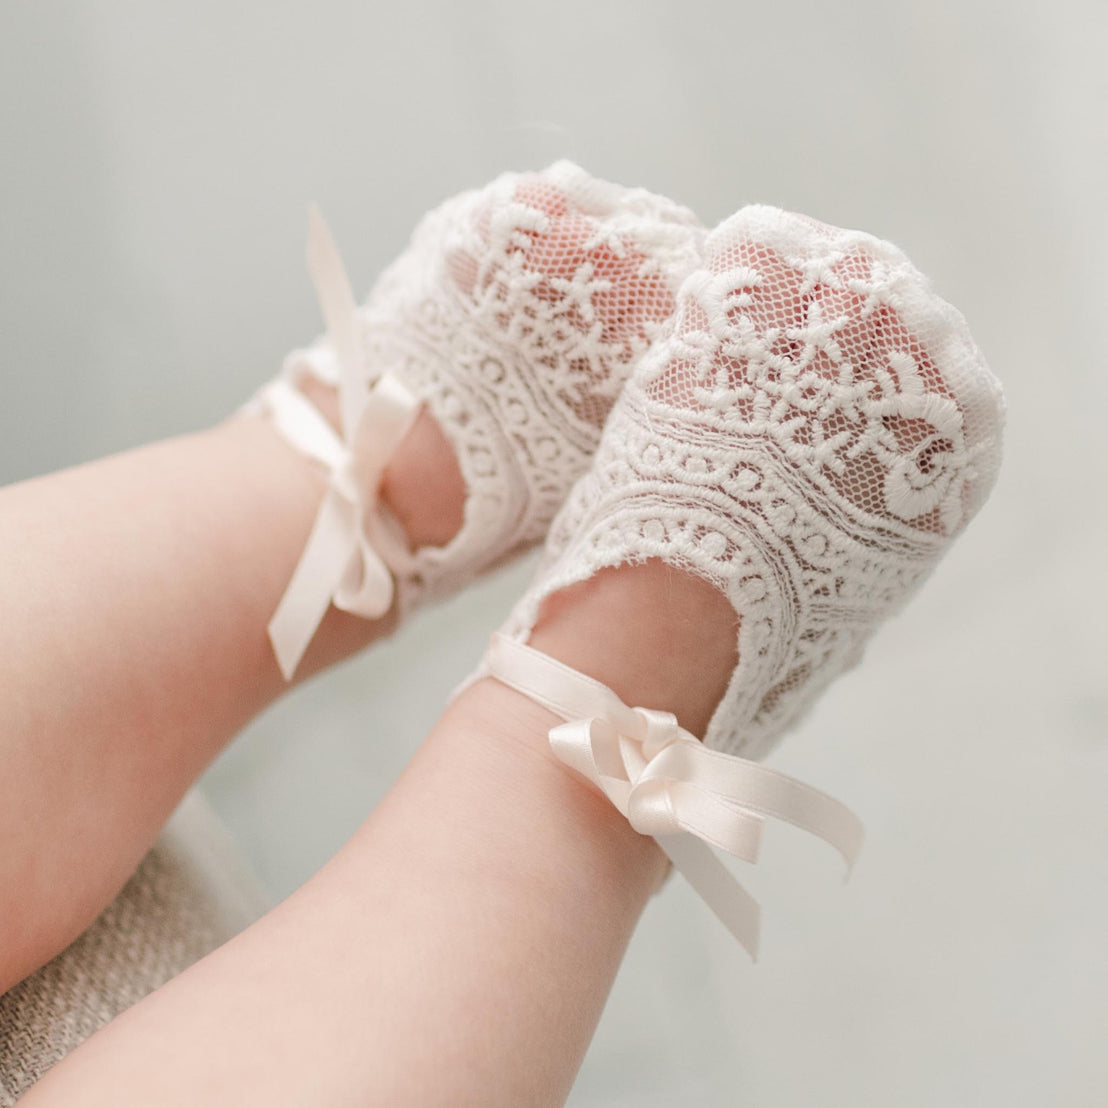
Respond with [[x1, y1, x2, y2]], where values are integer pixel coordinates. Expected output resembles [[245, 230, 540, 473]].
[[267, 208, 420, 680], [485, 632, 864, 960]]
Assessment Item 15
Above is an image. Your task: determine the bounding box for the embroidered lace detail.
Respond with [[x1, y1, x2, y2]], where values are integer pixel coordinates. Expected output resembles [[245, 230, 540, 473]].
[[282, 162, 704, 611], [499, 206, 1006, 758]]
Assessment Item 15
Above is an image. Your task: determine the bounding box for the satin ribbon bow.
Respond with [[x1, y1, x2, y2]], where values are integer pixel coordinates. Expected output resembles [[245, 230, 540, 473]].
[[267, 208, 420, 680], [485, 633, 864, 960]]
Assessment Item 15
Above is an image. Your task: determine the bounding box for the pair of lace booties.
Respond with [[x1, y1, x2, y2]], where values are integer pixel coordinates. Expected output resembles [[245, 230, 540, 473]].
[[250, 162, 1005, 956]]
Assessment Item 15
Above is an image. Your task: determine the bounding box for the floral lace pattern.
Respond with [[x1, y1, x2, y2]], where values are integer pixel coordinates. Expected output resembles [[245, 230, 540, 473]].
[[283, 162, 704, 611], [499, 206, 1005, 759]]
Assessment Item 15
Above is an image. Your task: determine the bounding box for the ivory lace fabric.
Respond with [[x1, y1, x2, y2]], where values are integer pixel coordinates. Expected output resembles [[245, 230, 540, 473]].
[[279, 162, 704, 612], [497, 206, 1005, 759]]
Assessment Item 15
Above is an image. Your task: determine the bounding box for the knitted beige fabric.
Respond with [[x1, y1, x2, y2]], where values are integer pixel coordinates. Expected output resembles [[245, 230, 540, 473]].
[[0, 792, 266, 1105]]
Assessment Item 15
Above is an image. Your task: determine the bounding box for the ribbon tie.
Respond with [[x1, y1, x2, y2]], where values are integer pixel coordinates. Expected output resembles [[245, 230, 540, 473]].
[[267, 208, 420, 680], [486, 633, 864, 960]]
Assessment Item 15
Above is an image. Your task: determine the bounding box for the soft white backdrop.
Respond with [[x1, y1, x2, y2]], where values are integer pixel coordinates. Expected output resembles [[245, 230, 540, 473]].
[[2, 2, 1105, 1104]]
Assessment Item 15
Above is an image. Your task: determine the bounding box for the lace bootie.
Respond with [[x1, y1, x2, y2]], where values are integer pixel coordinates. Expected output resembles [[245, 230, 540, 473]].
[[253, 162, 704, 678], [496, 204, 1005, 758], [482, 206, 1005, 954]]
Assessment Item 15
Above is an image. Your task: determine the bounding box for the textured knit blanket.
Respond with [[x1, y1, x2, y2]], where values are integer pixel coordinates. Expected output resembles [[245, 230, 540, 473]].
[[0, 791, 267, 1104]]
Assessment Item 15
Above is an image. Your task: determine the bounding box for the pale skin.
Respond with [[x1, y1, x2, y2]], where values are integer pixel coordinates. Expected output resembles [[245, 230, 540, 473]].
[[4, 405, 737, 1105]]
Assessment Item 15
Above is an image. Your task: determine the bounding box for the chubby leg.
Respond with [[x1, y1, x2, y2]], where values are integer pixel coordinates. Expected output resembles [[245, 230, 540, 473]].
[[0, 409, 462, 994], [17, 566, 736, 1107], [0, 157, 695, 996]]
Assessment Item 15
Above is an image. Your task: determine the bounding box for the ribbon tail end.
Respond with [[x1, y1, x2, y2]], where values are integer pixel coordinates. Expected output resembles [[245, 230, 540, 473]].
[[267, 490, 354, 684], [306, 204, 328, 269], [658, 834, 763, 962], [841, 821, 865, 881], [268, 608, 311, 683]]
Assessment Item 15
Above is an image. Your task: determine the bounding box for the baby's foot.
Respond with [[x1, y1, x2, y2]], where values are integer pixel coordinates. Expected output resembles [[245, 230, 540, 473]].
[[256, 164, 703, 677], [282, 163, 702, 604], [499, 205, 1006, 758]]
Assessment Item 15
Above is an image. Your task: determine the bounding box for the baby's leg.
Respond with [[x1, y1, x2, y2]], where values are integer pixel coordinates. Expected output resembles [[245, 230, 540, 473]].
[[15, 567, 729, 1107], [0, 410, 461, 993]]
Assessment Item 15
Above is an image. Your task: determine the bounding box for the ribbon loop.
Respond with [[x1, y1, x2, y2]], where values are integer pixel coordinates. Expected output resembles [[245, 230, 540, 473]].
[[485, 632, 864, 960], [266, 209, 421, 680], [625, 776, 681, 839]]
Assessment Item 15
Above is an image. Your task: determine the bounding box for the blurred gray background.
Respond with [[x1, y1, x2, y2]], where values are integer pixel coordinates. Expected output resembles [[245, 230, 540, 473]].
[[2, 1, 1105, 1104]]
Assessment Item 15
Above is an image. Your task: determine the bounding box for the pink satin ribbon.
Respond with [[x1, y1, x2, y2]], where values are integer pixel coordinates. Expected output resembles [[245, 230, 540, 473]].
[[267, 208, 420, 680], [485, 632, 864, 959]]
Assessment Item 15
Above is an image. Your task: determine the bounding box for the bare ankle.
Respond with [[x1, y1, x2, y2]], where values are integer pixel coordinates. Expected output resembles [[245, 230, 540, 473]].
[[527, 561, 738, 738], [298, 376, 466, 550]]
